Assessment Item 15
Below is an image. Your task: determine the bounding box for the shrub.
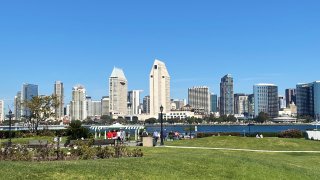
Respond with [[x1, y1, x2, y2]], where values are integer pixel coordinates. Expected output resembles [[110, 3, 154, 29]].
[[278, 129, 303, 138]]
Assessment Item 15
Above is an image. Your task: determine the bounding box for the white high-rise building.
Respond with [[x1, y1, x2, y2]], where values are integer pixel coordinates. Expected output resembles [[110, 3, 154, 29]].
[[54, 81, 64, 120], [128, 90, 143, 115], [101, 96, 110, 116], [14, 91, 22, 120], [92, 101, 102, 116], [70, 85, 87, 121], [150, 59, 171, 117], [0, 100, 4, 122], [109, 67, 128, 116], [86, 96, 93, 117], [188, 86, 211, 115]]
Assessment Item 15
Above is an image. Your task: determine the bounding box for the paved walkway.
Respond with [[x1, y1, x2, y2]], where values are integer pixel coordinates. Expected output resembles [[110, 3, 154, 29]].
[[159, 146, 320, 153]]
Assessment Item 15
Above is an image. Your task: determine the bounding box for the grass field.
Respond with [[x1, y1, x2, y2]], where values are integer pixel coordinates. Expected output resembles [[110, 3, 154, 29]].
[[0, 137, 319, 180]]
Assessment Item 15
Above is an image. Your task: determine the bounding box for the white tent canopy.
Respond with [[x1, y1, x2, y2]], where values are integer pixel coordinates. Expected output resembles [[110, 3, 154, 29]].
[[90, 123, 145, 131]]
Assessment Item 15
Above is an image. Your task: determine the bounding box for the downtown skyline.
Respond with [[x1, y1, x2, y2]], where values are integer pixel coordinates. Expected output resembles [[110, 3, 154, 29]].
[[1, 1, 320, 107]]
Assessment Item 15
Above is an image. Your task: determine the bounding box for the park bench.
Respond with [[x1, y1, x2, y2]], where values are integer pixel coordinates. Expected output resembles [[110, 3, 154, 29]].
[[28, 140, 48, 148], [94, 139, 116, 146]]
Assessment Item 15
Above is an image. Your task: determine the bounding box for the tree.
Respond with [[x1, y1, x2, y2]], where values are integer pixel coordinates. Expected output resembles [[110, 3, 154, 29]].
[[24, 95, 59, 134], [255, 112, 269, 123], [227, 115, 237, 122], [66, 120, 90, 142], [145, 118, 157, 124]]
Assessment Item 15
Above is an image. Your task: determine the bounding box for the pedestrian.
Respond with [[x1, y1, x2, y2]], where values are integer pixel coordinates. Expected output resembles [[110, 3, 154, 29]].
[[120, 130, 126, 143], [153, 131, 159, 146], [107, 130, 113, 139]]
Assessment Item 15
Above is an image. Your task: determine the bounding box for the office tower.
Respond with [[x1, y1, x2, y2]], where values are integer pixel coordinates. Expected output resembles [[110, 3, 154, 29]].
[[54, 81, 64, 120], [171, 99, 186, 111], [109, 67, 128, 115], [92, 101, 102, 116], [101, 96, 110, 116], [285, 89, 296, 107], [70, 85, 87, 121], [278, 96, 286, 109], [65, 104, 70, 117], [14, 91, 22, 120], [220, 74, 234, 116], [210, 94, 218, 113], [86, 96, 93, 117], [248, 94, 255, 118], [188, 86, 211, 115], [143, 95, 150, 114], [234, 93, 249, 116], [0, 100, 4, 121], [21, 83, 39, 117], [128, 90, 142, 115], [254, 84, 279, 118], [296, 81, 320, 118], [150, 59, 171, 116]]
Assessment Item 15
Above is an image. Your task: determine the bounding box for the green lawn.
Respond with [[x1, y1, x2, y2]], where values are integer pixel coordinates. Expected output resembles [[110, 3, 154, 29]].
[[166, 136, 320, 151], [0, 137, 319, 179]]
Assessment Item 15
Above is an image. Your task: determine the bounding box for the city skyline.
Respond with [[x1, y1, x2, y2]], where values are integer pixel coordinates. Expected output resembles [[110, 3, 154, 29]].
[[1, 1, 320, 109]]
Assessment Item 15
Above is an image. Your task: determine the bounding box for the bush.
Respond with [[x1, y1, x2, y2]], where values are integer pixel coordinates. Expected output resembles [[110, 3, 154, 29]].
[[278, 129, 303, 139]]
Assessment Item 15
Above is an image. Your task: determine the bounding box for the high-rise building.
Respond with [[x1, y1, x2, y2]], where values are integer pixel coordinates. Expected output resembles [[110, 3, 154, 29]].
[[0, 100, 4, 122], [21, 83, 39, 117], [86, 96, 93, 117], [150, 59, 171, 116], [54, 81, 64, 120], [254, 84, 279, 118], [128, 90, 142, 115], [101, 96, 110, 116], [248, 94, 255, 118], [296, 81, 320, 118], [278, 96, 286, 109], [14, 91, 22, 120], [109, 67, 128, 115], [188, 86, 211, 115], [143, 95, 150, 114], [220, 74, 234, 116], [285, 89, 296, 107], [70, 85, 87, 121], [210, 94, 218, 113], [234, 93, 249, 116], [171, 99, 186, 111], [92, 101, 102, 117]]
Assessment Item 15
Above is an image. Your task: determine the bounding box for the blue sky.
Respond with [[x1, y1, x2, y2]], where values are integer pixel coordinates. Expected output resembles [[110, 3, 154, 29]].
[[1, 0, 320, 109]]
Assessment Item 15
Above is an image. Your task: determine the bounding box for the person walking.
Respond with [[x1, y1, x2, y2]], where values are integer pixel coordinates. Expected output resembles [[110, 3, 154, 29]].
[[153, 131, 159, 146]]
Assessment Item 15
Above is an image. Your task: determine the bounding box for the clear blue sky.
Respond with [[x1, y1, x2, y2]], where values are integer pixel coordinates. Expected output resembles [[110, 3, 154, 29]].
[[1, 0, 320, 109]]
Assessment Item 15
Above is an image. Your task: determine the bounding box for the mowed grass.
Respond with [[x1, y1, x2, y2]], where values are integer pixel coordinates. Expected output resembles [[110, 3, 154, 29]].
[[166, 136, 320, 151], [0, 137, 320, 179]]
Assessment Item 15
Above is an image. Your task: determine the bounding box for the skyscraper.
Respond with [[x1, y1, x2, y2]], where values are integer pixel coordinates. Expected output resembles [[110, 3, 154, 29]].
[[109, 67, 128, 115], [220, 74, 234, 116], [143, 95, 150, 114], [296, 81, 320, 118], [86, 96, 93, 117], [150, 59, 171, 116], [248, 94, 255, 118], [188, 86, 211, 115], [128, 90, 143, 115], [278, 96, 286, 109], [234, 93, 249, 116], [92, 101, 102, 117], [21, 83, 38, 117], [54, 81, 64, 120], [285, 89, 296, 107], [0, 100, 4, 122], [70, 85, 87, 121], [210, 94, 218, 113], [254, 84, 279, 118], [14, 91, 22, 120], [101, 96, 110, 116]]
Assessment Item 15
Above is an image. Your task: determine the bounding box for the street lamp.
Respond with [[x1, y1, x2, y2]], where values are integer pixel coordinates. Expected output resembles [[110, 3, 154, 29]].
[[8, 110, 12, 147], [160, 105, 164, 146]]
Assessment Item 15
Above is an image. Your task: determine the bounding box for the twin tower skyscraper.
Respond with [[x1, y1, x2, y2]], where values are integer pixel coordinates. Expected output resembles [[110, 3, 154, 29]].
[[109, 59, 170, 118]]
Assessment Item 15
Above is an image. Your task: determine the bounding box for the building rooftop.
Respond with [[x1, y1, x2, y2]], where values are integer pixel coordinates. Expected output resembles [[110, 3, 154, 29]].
[[110, 67, 127, 80], [255, 83, 277, 86]]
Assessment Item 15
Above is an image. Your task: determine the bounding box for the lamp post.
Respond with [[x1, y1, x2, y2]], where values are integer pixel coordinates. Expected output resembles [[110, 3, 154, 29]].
[[160, 105, 164, 146], [8, 110, 12, 147]]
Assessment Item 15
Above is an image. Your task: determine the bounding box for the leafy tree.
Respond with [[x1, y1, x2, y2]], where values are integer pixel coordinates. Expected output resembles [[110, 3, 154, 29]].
[[255, 112, 269, 123], [24, 95, 59, 134], [145, 118, 157, 124], [66, 120, 90, 142], [227, 115, 237, 122]]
